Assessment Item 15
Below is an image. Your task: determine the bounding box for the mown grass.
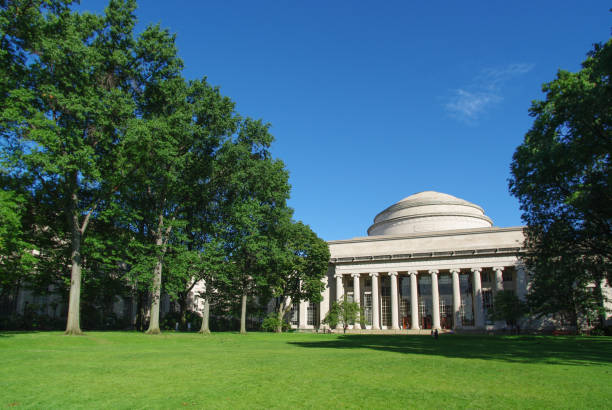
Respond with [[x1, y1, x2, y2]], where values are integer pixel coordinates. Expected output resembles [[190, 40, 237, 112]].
[[1, 331, 611, 409]]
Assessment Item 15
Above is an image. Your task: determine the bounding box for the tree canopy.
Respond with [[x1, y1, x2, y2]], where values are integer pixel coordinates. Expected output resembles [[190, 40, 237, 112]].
[[509, 38, 612, 327], [267, 218, 330, 332], [0, 0, 330, 334], [323, 299, 360, 334]]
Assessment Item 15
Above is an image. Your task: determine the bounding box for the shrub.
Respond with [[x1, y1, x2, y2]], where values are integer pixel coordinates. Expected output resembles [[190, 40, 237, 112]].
[[262, 314, 280, 332]]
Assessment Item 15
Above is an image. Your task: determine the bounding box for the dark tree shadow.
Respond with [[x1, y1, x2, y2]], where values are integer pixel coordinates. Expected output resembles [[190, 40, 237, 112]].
[[288, 335, 612, 366], [0, 331, 42, 337]]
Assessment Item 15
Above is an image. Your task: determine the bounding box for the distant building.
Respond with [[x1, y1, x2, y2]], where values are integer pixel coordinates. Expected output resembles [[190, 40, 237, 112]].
[[291, 191, 612, 332]]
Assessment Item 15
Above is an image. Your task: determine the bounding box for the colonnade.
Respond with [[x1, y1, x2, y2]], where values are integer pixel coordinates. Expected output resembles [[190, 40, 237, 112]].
[[330, 266, 526, 330]]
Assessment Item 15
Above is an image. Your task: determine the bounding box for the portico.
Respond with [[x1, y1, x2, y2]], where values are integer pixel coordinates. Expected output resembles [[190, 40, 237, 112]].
[[295, 191, 528, 332], [328, 263, 526, 331]]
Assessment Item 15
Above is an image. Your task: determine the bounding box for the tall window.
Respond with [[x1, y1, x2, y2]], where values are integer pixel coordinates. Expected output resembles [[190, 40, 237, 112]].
[[482, 289, 494, 324], [481, 271, 492, 283], [440, 298, 453, 319], [363, 293, 373, 326], [438, 274, 453, 329], [399, 275, 411, 329], [381, 276, 391, 327], [418, 298, 427, 328], [438, 274, 452, 295], [290, 304, 298, 326], [440, 297, 453, 329], [459, 274, 474, 326], [400, 299, 410, 328], [307, 302, 318, 326], [381, 296, 391, 327], [482, 289, 493, 311], [345, 277, 353, 295], [418, 274, 432, 329]]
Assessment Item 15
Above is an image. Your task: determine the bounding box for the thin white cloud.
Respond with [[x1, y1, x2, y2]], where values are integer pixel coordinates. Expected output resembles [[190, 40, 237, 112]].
[[444, 63, 534, 124], [445, 90, 501, 122], [478, 63, 534, 91]]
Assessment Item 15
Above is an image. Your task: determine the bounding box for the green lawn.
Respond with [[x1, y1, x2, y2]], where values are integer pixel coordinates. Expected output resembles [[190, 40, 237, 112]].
[[1, 332, 611, 409]]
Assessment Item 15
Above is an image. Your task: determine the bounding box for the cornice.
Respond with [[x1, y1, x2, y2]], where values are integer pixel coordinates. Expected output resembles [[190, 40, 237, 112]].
[[329, 226, 525, 245]]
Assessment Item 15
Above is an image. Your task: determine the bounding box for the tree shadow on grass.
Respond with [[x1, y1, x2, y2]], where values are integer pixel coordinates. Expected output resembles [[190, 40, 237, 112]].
[[0, 331, 42, 337], [288, 335, 612, 366]]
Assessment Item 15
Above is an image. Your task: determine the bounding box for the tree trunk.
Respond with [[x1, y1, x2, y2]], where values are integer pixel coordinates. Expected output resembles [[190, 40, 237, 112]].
[[276, 297, 290, 333], [569, 304, 578, 330], [199, 298, 210, 334], [594, 278, 606, 329], [65, 219, 83, 335], [240, 292, 247, 334], [136, 290, 146, 331], [178, 297, 187, 330], [276, 308, 284, 333], [9, 280, 21, 316], [146, 213, 171, 335], [146, 255, 163, 334]]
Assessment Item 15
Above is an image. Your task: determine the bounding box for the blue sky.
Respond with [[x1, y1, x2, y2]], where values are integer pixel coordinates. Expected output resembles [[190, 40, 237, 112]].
[[81, 1, 611, 240]]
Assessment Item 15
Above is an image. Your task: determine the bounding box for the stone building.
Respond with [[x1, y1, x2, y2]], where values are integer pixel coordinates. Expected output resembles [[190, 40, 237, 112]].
[[291, 191, 610, 332]]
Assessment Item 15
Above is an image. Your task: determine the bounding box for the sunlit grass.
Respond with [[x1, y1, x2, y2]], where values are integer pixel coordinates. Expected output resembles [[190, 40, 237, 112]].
[[1, 331, 611, 408]]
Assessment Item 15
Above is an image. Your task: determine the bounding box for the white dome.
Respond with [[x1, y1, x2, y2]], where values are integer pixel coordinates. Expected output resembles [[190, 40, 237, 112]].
[[367, 191, 493, 236]]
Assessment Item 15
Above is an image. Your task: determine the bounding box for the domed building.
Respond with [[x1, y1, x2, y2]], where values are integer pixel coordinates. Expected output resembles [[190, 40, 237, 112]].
[[293, 191, 528, 332], [367, 191, 493, 236]]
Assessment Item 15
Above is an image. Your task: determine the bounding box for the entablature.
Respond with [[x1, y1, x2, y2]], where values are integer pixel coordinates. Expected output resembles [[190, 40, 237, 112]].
[[330, 246, 524, 265]]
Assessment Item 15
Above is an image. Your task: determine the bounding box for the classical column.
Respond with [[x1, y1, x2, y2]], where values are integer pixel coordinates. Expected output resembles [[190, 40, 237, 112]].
[[319, 274, 330, 330], [409, 271, 419, 330], [298, 299, 308, 329], [429, 270, 441, 330], [334, 273, 344, 330], [471, 267, 484, 328], [352, 274, 361, 306], [450, 268, 461, 329], [493, 267, 504, 293], [389, 272, 399, 330], [335, 273, 344, 302], [516, 264, 527, 301], [352, 273, 361, 329], [369, 272, 380, 330]]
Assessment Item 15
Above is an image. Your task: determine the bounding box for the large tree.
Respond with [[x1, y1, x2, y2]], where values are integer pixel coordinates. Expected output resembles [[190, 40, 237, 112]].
[[1, 0, 139, 334], [162, 79, 238, 333], [213, 119, 291, 334], [123, 33, 239, 333], [1, 0, 321, 335], [267, 218, 330, 333], [509, 39, 612, 328]]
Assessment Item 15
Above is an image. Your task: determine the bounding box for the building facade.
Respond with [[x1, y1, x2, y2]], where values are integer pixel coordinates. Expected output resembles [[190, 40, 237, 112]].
[[292, 191, 610, 332]]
